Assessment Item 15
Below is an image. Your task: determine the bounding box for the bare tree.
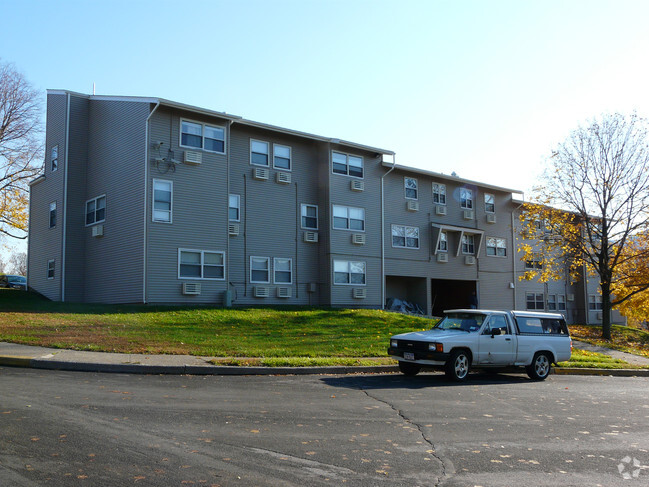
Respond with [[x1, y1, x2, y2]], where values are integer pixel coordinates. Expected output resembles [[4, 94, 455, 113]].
[[8, 250, 26, 276], [520, 113, 649, 339], [0, 60, 43, 239]]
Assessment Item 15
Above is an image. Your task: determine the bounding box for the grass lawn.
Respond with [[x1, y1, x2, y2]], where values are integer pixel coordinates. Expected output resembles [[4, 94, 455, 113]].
[[569, 324, 649, 359], [557, 348, 641, 369], [0, 289, 433, 360]]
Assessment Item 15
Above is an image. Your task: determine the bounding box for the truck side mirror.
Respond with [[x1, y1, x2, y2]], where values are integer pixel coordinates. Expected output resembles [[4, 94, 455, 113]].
[[490, 328, 502, 337]]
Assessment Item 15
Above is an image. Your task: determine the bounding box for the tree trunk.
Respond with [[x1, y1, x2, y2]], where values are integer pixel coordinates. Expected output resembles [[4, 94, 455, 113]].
[[601, 281, 612, 340]]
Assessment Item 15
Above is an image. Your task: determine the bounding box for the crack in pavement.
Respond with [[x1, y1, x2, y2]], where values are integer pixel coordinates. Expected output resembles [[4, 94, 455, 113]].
[[354, 382, 452, 486]]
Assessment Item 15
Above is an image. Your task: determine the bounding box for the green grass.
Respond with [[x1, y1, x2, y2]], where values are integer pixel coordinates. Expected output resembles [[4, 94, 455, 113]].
[[569, 324, 649, 359], [556, 348, 642, 369], [0, 289, 433, 359]]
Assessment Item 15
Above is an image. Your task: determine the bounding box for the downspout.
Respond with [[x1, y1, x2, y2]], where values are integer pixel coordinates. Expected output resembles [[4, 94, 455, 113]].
[[226, 120, 233, 305], [380, 155, 397, 309], [143, 101, 161, 304], [61, 93, 71, 302], [511, 194, 525, 310]]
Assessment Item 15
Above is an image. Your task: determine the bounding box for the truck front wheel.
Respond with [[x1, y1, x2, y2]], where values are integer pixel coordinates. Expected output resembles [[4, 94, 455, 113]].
[[527, 352, 552, 381], [398, 361, 421, 376], [445, 350, 470, 382]]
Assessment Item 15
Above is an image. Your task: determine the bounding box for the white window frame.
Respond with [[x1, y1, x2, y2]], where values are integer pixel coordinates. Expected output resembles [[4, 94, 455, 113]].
[[178, 249, 225, 280], [49, 202, 57, 229], [85, 195, 106, 227], [229, 194, 240, 222], [332, 204, 365, 232], [526, 292, 544, 310], [461, 234, 475, 254], [438, 231, 448, 252], [432, 183, 446, 205], [404, 177, 418, 200], [331, 151, 363, 179], [525, 254, 543, 270], [557, 294, 566, 311], [180, 119, 226, 154], [484, 193, 495, 213], [547, 294, 557, 311], [47, 259, 55, 279], [460, 188, 473, 209], [273, 143, 292, 171], [250, 139, 270, 167], [51, 145, 58, 172], [486, 236, 506, 257], [333, 260, 366, 286], [391, 224, 420, 249], [589, 294, 603, 311], [273, 257, 293, 285], [301, 204, 318, 230], [152, 179, 173, 223], [250, 256, 271, 284]]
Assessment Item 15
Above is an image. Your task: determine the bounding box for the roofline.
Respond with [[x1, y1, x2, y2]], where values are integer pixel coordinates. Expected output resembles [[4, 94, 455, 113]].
[[383, 162, 523, 194], [47, 90, 394, 155], [28, 175, 46, 187]]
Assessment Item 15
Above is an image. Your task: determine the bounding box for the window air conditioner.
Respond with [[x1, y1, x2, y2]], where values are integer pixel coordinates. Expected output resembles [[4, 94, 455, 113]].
[[277, 287, 291, 298], [486, 214, 496, 224], [254, 286, 269, 298], [463, 210, 474, 220], [91, 225, 104, 237], [407, 200, 419, 212], [352, 288, 366, 299], [465, 255, 476, 265], [253, 167, 269, 180], [228, 223, 240, 236], [184, 151, 202, 165], [435, 205, 447, 216], [182, 282, 201, 295], [437, 252, 448, 263], [303, 231, 319, 243], [351, 180, 364, 192], [351, 233, 366, 245], [276, 172, 291, 184]]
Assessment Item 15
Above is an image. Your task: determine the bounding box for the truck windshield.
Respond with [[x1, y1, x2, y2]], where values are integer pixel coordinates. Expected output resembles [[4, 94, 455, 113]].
[[434, 313, 486, 332]]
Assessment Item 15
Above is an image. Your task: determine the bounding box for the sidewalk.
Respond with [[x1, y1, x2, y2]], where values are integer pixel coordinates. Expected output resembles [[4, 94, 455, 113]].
[[1, 341, 648, 376]]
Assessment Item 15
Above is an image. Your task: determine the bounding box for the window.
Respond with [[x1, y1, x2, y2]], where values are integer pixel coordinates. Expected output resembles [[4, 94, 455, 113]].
[[438, 231, 448, 252], [180, 120, 225, 153], [250, 140, 269, 166], [332, 151, 363, 178], [301, 204, 318, 230], [273, 144, 291, 170], [432, 183, 446, 205], [85, 195, 106, 226], [589, 295, 603, 311], [525, 254, 543, 270], [47, 259, 55, 279], [461, 234, 475, 254], [51, 145, 58, 172], [153, 180, 172, 223], [404, 177, 418, 200], [49, 202, 57, 228], [526, 292, 544, 310], [333, 260, 366, 285], [178, 249, 225, 280], [460, 188, 473, 209], [274, 258, 293, 284], [392, 225, 419, 249], [485, 193, 495, 213], [547, 294, 557, 311], [557, 294, 566, 311], [229, 194, 240, 222], [250, 256, 270, 283], [486, 237, 506, 257], [332, 205, 365, 231]]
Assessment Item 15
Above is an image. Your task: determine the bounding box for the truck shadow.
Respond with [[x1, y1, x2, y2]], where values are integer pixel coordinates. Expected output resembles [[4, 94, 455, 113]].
[[320, 372, 533, 390]]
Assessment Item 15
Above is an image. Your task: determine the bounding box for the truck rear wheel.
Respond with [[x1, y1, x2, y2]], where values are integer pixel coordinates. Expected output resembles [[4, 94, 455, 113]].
[[527, 352, 552, 381], [398, 361, 421, 376], [445, 350, 470, 382]]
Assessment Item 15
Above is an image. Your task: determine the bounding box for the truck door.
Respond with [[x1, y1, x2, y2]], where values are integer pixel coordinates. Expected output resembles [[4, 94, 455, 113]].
[[477, 315, 516, 365]]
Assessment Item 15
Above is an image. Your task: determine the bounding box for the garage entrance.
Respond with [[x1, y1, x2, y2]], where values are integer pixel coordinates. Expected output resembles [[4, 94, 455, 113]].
[[431, 279, 477, 317]]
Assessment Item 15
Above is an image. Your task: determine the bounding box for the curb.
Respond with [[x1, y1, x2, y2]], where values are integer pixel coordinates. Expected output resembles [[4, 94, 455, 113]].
[[552, 367, 649, 377]]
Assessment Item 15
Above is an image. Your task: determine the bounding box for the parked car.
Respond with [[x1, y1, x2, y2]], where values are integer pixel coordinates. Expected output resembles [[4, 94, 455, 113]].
[[388, 309, 572, 381], [0, 275, 27, 291]]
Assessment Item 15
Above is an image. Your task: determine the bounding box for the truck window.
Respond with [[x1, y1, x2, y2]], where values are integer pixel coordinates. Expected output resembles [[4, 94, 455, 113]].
[[517, 317, 568, 335], [484, 315, 509, 335]]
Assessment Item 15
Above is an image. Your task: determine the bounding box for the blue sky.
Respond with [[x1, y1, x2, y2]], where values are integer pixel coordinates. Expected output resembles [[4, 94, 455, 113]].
[[4, 0, 649, 257]]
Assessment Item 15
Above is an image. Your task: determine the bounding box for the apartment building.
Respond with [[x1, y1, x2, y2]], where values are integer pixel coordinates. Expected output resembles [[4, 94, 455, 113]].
[[28, 90, 610, 323]]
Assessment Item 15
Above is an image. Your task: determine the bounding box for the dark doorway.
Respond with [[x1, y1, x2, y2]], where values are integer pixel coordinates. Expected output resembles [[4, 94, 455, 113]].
[[431, 279, 477, 316]]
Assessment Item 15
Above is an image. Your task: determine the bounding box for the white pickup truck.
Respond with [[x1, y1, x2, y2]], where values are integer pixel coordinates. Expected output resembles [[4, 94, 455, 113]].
[[388, 309, 572, 381]]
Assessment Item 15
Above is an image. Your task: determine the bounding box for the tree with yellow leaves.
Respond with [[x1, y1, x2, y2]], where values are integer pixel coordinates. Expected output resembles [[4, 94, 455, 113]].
[[610, 232, 649, 327], [0, 60, 42, 239], [519, 113, 649, 339]]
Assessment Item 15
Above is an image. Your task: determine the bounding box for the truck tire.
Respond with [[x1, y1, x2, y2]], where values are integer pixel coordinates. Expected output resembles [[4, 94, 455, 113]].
[[526, 352, 552, 381], [398, 361, 421, 376], [445, 350, 470, 382]]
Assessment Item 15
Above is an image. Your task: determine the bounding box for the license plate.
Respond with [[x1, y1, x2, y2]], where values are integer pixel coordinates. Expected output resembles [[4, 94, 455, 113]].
[[404, 352, 415, 361]]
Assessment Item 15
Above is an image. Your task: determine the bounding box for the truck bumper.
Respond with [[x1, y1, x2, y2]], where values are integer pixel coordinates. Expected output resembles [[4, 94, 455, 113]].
[[387, 347, 450, 363]]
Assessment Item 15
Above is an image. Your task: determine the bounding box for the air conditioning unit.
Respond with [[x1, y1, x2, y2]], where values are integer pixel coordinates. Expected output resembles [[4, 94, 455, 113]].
[[91, 225, 104, 237], [465, 255, 476, 265], [486, 214, 496, 224], [303, 231, 319, 243], [352, 233, 366, 245], [277, 287, 291, 298], [182, 282, 201, 295], [350, 180, 364, 192], [228, 223, 239, 236], [463, 210, 474, 220], [253, 167, 269, 180], [435, 205, 447, 216], [352, 288, 366, 299], [437, 252, 448, 263], [184, 151, 202, 165], [276, 172, 291, 184], [407, 200, 419, 212], [254, 286, 269, 298]]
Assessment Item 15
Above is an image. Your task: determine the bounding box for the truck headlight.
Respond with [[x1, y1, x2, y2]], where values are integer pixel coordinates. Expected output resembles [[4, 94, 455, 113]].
[[429, 343, 443, 352], [390, 340, 398, 348]]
